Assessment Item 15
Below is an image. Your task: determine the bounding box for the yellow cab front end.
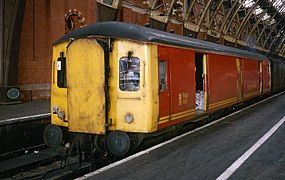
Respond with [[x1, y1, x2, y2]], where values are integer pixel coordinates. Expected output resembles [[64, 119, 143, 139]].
[[46, 37, 159, 156]]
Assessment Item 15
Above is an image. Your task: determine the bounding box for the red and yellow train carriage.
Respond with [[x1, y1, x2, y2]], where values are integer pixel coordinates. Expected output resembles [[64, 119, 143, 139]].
[[44, 22, 271, 156]]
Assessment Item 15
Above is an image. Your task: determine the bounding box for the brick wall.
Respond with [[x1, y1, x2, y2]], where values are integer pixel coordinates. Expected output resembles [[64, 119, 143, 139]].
[[19, 0, 97, 101], [18, 0, 187, 101], [19, 0, 51, 101]]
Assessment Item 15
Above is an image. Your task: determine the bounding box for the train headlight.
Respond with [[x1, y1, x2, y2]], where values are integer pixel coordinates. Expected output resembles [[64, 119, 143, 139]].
[[57, 111, 65, 120], [124, 113, 134, 123]]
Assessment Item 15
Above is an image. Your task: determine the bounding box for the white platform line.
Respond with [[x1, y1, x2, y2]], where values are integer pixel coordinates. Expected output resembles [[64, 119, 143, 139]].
[[1, 113, 51, 124], [77, 91, 284, 180], [216, 115, 285, 180]]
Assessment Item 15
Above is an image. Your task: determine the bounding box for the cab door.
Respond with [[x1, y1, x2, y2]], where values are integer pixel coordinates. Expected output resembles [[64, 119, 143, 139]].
[[158, 46, 171, 124], [66, 38, 106, 134]]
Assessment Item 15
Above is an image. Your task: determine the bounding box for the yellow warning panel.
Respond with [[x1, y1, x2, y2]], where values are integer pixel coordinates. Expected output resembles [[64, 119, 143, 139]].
[[66, 38, 106, 134]]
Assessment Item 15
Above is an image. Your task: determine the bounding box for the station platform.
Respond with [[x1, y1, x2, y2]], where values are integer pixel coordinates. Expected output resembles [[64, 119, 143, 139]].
[[0, 101, 50, 122], [80, 92, 285, 180], [0, 101, 51, 156]]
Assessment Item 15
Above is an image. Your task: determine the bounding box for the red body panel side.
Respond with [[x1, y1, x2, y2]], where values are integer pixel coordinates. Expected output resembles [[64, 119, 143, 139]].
[[157, 45, 268, 130], [207, 54, 239, 111], [243, 59, 260, 99]]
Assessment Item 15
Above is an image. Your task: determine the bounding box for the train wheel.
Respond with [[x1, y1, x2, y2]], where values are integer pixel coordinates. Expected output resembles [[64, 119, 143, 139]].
[[107, 131, 130, 157], [43, 124, 63, 148], [94, 135, 107, 154]]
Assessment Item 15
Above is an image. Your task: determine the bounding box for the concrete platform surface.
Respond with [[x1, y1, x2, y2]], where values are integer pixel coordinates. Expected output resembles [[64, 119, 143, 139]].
[[0, 101, 50, 121], [80, 92, 285, 180]]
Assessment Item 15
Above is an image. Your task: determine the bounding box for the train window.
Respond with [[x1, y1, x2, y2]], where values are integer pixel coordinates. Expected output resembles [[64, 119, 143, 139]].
[[119, 57, 140, 91], [159, 61, 166, 91], [57, 56, 67, 88]]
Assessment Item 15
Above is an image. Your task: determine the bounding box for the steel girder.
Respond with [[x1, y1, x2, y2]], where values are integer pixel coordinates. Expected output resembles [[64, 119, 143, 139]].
[[146, 0, 285, 56], [150, 0, 176, 24]]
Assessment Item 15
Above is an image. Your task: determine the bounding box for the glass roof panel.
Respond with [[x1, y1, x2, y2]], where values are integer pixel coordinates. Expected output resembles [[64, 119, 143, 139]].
[[272, 0, 285, 13], [243, 0, 255, 8], [262, 13, 271, 21], [254, 6, 263, 15]]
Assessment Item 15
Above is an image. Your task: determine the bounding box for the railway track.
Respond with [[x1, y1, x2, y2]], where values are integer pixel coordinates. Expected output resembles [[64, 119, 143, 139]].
[[0, 147, 60, 179], [0, 141, 126, 180]]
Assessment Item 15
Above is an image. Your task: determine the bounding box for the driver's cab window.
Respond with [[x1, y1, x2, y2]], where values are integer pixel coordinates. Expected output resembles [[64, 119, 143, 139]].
[[159, 61, 166, 91], [119, 57, 140, 91], [57, 52, 67, 88]]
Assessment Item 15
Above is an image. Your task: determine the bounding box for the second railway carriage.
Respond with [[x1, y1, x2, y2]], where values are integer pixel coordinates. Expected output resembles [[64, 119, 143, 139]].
[[45, 22, 271, 156], [270, 57, 285, 93]]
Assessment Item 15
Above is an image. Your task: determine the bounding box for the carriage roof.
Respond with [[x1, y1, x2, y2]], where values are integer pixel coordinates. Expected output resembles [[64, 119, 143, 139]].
[[54, 21, 268, 61]]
